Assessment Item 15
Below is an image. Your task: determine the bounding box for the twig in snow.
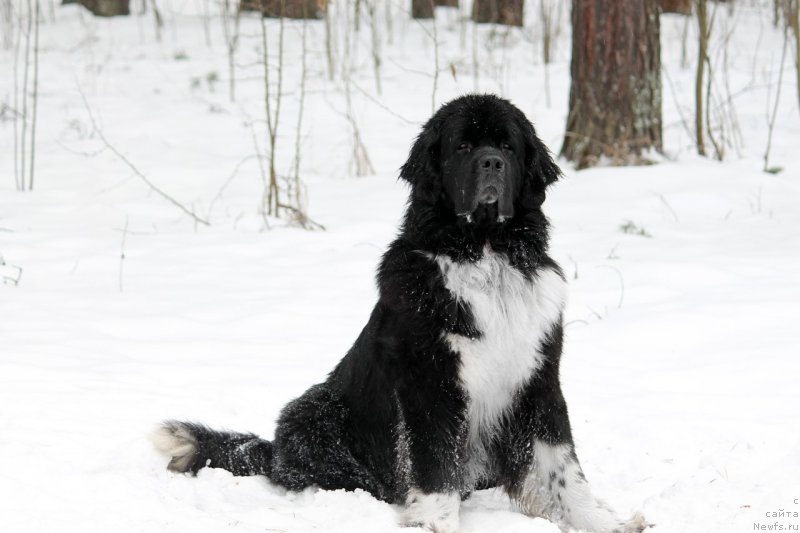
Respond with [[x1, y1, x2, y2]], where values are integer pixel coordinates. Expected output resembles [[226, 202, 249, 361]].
[[79, 89, 210, 227], [207, 154, 260, 220], [1, 255, 23, 286], [349, 80, 418, 125], [119, 216, 128, 292], [596, 264, 625, 310], [564, 319, 590, 329], [654, 192, 680, 222]]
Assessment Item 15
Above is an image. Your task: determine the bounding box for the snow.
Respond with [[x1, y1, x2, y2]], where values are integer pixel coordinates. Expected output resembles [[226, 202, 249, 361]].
[[1, 1, 799, 532]]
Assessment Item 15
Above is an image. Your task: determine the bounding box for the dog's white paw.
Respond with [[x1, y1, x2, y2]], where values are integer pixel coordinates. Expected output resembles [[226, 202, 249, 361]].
[[401, 489, 460, 533], [613, 512, 653, 533]]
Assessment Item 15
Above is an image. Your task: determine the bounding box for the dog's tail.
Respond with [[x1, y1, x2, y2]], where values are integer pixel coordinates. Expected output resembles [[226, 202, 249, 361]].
[[152, 420, 273, 477]]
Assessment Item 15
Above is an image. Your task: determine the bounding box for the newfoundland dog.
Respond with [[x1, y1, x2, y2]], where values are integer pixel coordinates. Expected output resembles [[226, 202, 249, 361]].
[[154, 94, 649, 533]]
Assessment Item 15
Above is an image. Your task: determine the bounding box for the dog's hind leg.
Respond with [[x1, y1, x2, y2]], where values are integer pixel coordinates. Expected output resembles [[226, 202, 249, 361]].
[[268, 383, 392, 500], [152, 420, 273, 477]]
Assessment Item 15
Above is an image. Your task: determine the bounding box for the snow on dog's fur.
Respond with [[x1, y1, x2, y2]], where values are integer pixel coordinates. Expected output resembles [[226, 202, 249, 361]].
[[154, 94, 650, 533]]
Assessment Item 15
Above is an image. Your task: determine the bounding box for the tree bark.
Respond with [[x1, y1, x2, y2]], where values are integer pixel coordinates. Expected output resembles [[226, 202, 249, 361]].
[[660, 0, 691, 15], [436, 0, 458, 7], [784, 0, 800, 114], [241, 0, 327, 18], [239, 0, 260, 10], [695, 0, 708, 156], [472, 0, 523, 26], [412, 0, 434, 19], [561, 0, 662, 169], [62, 0, 129, 16]]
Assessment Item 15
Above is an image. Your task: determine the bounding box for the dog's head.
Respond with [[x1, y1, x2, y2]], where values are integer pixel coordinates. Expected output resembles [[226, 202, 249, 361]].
[[400, 94, 560, 225]]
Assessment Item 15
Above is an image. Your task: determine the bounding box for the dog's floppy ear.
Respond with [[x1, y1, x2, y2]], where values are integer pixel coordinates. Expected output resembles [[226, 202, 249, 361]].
[[517, 118, 561, 210], [522, 119, 561, 189], [399, 119, 441, 187]]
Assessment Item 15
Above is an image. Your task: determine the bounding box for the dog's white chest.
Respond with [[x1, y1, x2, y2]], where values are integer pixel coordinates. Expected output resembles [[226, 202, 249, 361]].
[[433, 250, 566, 475]]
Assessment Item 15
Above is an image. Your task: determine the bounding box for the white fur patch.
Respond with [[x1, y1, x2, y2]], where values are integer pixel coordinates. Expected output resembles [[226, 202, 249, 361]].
[[401, 489, 460, 533], [433, 248, 566, 482], [517, 441, 649, 533], [151, 423, 197, 472]]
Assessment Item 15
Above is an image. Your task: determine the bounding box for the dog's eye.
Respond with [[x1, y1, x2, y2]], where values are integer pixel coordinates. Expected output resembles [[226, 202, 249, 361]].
[[458, 142, 472, 152], [501, 143, 514, 152]]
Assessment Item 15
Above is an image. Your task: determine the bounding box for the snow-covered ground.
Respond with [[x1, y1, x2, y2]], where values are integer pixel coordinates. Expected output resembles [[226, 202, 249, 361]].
[[1, 2, 799, 532]]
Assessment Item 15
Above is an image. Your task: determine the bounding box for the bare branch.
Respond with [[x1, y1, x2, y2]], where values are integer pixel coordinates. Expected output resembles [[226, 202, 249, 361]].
[[764, 24, 789, 173], [79, 90, 210, 227], [20, 0, 32, 190], [28, 0, 39, 191], [207, 153, 261, 220], [349, 80, 418, 125], [12, 2, 21, 191], [596, 264, 625, 310], [119, 216, 128, 292]]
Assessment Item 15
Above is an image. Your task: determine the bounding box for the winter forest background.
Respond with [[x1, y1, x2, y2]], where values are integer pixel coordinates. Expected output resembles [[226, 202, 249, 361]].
[[1, 0, 799, 531]]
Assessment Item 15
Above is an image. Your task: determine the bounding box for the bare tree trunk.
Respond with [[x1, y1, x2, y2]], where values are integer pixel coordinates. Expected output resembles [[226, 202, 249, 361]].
[[260, 14, 284, 218], [262, 0, 326, 19], [412, 0, 433, 19], [695, 0, 708, 156], [286, 18, 323, 230], [13, 10, 21, 190], [787, 0, 800, 113], [680, 13, 690, 68], [293, 19, 308, 211], [148, 0, 162, 42], [324, 2, 335, 80], [341, 3, 374, 178], [431, 0, 440, 112], [221, 0, 241, 102], [540, 0, 563, 106], [367, 0, 382, 94], [20, 0, 32, 190], [239, 0, 260, 11], [201, 0, 211, 46], [660, 0, 691, 15], [436, 0, 458, 6], [561, 0, 662, 169], [763, 24, 789, 172], [472, 0, 523, 27], [1, 0, 13, 50], [540, 0, 562, 65], [63, 0, 130, 16], [29, 0, 39, 190]]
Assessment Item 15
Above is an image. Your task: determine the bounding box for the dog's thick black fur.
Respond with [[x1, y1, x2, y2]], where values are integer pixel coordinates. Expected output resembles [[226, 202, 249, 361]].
[[154, 95, 648, 533]]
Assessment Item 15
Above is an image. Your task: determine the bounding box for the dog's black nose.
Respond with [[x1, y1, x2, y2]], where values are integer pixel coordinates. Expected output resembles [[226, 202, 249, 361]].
[[479, 154, 504, 171]]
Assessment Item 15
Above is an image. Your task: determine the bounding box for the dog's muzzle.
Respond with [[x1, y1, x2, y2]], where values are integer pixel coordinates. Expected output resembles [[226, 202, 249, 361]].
[[467, 149, 513, 222]]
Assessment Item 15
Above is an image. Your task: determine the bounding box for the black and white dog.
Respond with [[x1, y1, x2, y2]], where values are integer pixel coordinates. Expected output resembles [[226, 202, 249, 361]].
[[154, 94, 649, 533]]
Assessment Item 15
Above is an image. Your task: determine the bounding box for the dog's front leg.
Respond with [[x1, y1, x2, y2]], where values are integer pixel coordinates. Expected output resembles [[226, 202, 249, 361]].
[[504, 323, 650, 533], [395, 376, 468, 533], [516, 441, 649, 533]]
